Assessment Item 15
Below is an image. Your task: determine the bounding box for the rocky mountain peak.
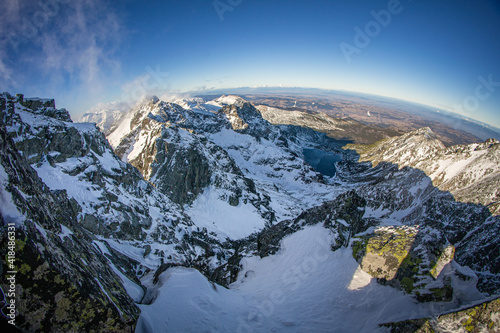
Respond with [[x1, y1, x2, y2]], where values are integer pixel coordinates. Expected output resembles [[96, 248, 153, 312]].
[[2, 92, 72, 122], [137, 94, 160, 106], [349, 126, 500, 216], [129, 96, 162, 125], [214, 95, 247, 107], [348, 127, 446, 168], [144, 101, 185, 124], [14, 93, 55, 108], [479, 137, 500, 148], [414, 126, 438, 138], [219, 103, 257, 130], [393, 127, 444, 149]]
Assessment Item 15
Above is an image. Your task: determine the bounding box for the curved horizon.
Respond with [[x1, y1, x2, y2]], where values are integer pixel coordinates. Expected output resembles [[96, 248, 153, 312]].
[[1, 0, 499, 128]]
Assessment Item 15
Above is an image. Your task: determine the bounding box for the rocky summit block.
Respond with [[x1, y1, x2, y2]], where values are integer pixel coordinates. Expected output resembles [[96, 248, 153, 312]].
[[12, 93, 72, 122]]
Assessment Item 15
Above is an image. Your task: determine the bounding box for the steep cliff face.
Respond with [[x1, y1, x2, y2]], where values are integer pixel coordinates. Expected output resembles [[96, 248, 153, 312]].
[[1, 93, 189, 242], [0, 115, 139, 332]]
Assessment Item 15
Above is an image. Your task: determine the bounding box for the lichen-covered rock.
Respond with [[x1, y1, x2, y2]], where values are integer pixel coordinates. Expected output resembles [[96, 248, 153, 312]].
[[352, 226, 418, 280], [352, 224, 477, 302], [382, 297, 500, 332]]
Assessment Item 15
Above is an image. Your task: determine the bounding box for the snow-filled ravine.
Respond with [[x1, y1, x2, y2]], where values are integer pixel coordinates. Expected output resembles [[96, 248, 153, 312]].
[[135, 225, 475, 332]]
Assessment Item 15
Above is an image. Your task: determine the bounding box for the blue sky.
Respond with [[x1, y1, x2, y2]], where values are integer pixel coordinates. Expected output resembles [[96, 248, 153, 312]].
[[1, 0, 499, 128]]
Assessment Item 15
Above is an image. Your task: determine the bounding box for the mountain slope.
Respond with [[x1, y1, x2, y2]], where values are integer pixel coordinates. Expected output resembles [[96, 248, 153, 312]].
[[136, 189, 494, 332], [86, 95, 500, 297], [347, 127, 500, 215], [0, 102, 139, 331]]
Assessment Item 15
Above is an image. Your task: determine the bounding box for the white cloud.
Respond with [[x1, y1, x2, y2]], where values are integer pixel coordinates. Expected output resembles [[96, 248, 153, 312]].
[[0, 55, 13, 84], [0, 0, 124, 104]]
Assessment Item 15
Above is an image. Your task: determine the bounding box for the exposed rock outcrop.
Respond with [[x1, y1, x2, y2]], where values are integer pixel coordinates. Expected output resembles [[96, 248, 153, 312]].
[[352, 225, 475, 302], [257, 190, 369, 258], [382, 297, 500, 332]]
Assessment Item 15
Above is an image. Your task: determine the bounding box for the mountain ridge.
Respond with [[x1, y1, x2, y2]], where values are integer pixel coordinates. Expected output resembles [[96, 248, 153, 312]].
[[347, 127, 500, 215]]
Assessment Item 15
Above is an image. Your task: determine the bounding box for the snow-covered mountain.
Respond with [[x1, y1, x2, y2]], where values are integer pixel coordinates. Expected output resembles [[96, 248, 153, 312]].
[[2, 92, 499, 332], [0, 93, 259, 331], [77, 100, 135, 134], [347, 127, 500, 215], [100, 95, 349, 238]]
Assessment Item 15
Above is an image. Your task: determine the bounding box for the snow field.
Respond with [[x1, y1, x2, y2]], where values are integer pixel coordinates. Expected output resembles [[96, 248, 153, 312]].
[[136, 225, 472, 332], [186, 186, 267, 240]]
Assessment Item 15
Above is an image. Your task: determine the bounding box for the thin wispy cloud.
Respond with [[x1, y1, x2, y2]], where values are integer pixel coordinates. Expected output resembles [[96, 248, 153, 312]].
[[0, 0, 124, 106]]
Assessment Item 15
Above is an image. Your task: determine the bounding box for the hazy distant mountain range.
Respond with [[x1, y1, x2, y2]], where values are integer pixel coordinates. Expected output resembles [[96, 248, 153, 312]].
[[194, 87, 500, 143]]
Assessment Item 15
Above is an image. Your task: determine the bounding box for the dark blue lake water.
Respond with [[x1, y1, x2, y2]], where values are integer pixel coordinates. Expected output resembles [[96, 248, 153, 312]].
[[303, 148, 343, 177]]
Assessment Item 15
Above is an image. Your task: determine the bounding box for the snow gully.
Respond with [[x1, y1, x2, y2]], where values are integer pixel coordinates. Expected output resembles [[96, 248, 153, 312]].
[[237, 233, 332, 333]]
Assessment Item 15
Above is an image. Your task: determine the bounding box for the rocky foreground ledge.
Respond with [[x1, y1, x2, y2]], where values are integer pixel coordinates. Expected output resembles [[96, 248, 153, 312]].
[[382, 297, 500, 332]]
